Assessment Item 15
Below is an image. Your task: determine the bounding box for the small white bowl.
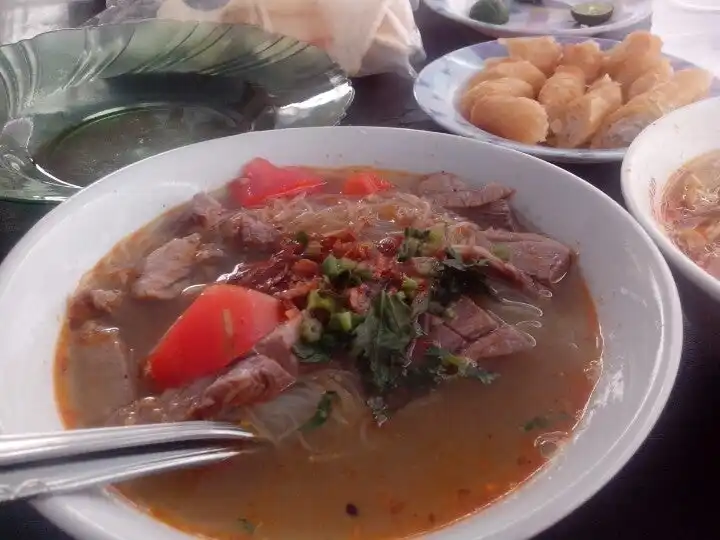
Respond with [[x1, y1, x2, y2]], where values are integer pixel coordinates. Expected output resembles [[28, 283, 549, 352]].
[[0, 127, 682, 540], [622, 96, 720, 301]]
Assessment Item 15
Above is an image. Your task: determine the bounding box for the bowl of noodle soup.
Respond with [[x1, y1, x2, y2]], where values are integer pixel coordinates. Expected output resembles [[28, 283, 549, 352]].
[[623, 96, 720, 301], [0, 127, 681, 540]]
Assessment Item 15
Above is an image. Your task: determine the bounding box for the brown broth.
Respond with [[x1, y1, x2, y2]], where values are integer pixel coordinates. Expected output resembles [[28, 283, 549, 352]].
[[55, 168, 601, 540], [661, 149, 720, 277]]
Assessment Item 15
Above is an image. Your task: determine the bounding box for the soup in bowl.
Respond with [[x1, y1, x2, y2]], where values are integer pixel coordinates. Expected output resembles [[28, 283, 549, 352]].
[[622, 96, 720, 300], [0, 127, 681, 540], [57, 161, 601, 538]]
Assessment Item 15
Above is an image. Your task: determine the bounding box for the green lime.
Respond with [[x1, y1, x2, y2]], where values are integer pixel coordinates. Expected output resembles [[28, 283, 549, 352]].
[[571, 2, 614, 26], [469, 0, 510, 25]]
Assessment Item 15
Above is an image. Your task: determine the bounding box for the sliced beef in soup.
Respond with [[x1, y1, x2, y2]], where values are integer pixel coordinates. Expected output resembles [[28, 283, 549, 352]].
[[68, 288, 123, 326], [480, 230, 572, 284], [452, 243, 541, 295], [220, 247, 298, 294], [474, 199, 518, 230], [120, 352, 293, 424], [418, 173, 513, 206], [109, 319, 301, 426], [56, 160, 600, 540], [220, 210, 282, 249], [444, 296, 499, 340], [132, 233, 204, 300], [422, 298, 533, 360], [252, 316, 301, 374], [417, 172, 469, 195], [187, 193, 226, 230], [424, 314, 466, 352], [193, 354, 296, 418], [429, 188, 507, 209], [417, 173, 519, 231], [460, 324, 535, 360]]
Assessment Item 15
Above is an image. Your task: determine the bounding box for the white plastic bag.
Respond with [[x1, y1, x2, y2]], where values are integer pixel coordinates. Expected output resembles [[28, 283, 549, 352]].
[[93, 0, 425, 77]]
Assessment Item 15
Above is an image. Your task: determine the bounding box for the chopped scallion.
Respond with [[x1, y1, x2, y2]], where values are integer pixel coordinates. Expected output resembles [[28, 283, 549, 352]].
[[301, 316, 323, 343]]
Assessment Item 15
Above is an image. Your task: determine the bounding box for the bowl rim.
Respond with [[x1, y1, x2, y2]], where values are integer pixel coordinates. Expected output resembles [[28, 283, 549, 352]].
[[0, 126, 683, 540], [621, 97, 720, 297]]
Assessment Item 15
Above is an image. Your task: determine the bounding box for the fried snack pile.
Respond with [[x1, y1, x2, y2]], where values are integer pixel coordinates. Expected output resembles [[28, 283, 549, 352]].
[[459, 32, 712, 149]]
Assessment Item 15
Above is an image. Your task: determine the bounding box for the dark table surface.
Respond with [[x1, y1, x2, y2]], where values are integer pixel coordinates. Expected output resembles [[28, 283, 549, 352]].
[[1, 2, 718, 539]]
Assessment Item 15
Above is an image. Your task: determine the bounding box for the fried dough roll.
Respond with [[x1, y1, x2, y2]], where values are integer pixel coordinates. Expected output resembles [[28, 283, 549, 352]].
[[551, 75, 622, 148], [469, 95, 549, 145], [627, 58, 674, 100], [459, 77, 535, 118], [603, 31, 663, 81], [464, 60, 547, 96], [483, 56, 514, 70], [559, 40, 604, 83], [591, 68, 712, 149], [499, 36, 562, 76], [538, 65, 586, 125]]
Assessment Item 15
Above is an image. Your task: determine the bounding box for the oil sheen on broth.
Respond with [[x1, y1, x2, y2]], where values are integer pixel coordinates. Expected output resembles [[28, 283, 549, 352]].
[[661, 149, 720, 278], [55, 167, 602, 540]]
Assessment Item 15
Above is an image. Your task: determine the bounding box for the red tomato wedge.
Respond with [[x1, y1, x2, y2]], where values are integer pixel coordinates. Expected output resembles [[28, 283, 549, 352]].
[[342, 172, 393, 196], [146, 284, 284, 390], [229, 158, 326, 207]]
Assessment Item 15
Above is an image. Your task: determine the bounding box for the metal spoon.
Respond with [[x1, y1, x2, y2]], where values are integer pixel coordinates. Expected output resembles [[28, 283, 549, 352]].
[[0, 422, 264, 503]]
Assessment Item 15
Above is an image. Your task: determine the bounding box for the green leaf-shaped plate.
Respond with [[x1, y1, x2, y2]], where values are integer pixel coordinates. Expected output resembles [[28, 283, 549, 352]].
[[0, 20, 353, 202]]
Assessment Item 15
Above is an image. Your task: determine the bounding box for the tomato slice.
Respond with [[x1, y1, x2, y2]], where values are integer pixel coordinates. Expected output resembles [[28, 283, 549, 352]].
[[146, 284, 284, 390], [229, 158, 326, 207], [342, 172, 393, 196]]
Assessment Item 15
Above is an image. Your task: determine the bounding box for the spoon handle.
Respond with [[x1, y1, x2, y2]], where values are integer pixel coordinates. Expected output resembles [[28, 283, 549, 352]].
[[0, 446, 240, 503], [0, 422, 257, 467]]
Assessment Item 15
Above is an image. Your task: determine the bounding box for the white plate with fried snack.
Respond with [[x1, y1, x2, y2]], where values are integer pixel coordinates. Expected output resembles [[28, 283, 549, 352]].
[[414, 33, 720, 163], [424, 0, 652, 39]]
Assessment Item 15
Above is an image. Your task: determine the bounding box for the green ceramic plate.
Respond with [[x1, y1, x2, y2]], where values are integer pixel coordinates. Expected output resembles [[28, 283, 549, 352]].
[[0, 20, 353, 203]]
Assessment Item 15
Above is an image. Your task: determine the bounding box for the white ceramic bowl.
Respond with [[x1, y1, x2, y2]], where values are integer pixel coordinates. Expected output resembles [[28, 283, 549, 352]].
[[0, 127, 682, 540], [622, 97, 720, 302]]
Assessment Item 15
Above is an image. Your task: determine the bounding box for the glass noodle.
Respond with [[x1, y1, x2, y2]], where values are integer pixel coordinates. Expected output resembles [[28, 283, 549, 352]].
[[661, 149, 720, 277], [247, 191, 489, 245]]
